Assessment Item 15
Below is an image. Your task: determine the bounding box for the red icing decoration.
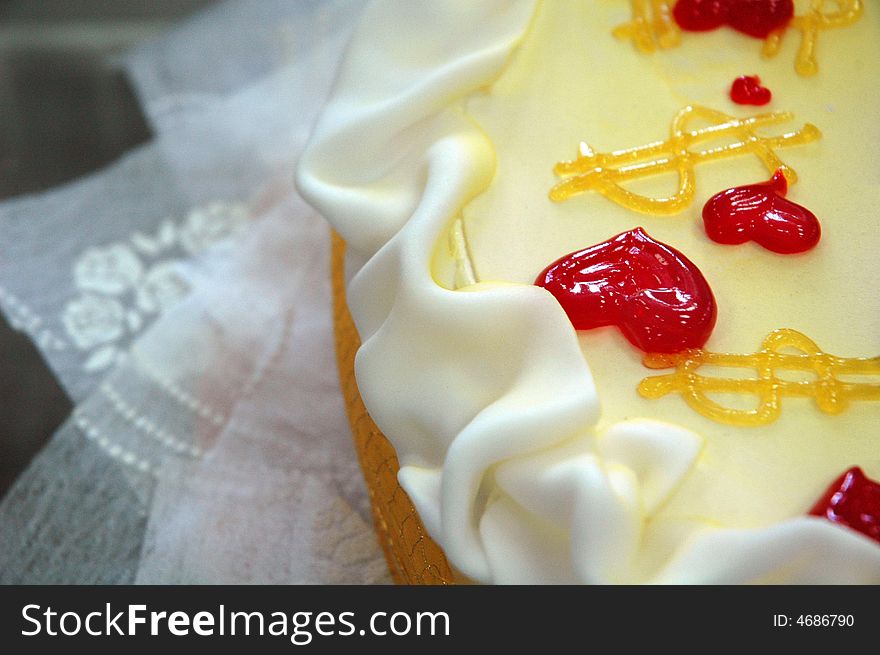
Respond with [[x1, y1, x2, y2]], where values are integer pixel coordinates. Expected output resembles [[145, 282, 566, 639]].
[[730, 75, 772, 105], [534, 228, 717, 353], [810, 467, 880, 544], [702, 169, 821, 254], [673, 0, 794, 39]]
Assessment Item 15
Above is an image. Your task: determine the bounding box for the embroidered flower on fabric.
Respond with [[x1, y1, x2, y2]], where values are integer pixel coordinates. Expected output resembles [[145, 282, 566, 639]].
[[60, 200, 250, 372], [136, 262, 191, 314], [179, 202, 249, 255], [74, 244, 144, 295], [62, 294, 126, 350]]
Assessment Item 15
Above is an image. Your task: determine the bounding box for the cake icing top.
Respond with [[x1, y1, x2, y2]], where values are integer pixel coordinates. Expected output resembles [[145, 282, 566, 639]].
[[298, 1, 880, 583]]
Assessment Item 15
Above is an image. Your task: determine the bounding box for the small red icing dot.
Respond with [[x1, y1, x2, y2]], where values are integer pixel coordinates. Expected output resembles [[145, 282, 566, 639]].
[[810, 467, 880, 544], [534, 228, 717, 353], [730, 75, 772, 105], [702, 169, 821, 254]]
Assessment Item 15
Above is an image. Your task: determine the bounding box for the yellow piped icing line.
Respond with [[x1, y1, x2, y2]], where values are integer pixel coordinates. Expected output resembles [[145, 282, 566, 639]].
[[762, 0, 864, 77], [549, 105, 820, 215], [449, 217, 478, 289], [638, 328, 880, 426], [613, 0, 680, 53]]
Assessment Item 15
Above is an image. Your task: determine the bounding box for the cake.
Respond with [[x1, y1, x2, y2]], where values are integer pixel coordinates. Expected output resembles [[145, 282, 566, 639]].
[[298, 1, 880, 583]]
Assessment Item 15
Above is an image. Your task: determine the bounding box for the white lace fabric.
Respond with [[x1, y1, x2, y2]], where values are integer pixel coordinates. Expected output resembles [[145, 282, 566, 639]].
[[0, 0, 389, 584]]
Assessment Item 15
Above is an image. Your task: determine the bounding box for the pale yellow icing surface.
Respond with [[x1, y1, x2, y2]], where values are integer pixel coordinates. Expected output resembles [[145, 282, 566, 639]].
[[460, 0, 880, 532]]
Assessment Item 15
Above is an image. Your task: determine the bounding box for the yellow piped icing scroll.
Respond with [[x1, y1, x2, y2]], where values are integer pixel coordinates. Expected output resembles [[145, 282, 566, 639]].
[[762, 0, 864, 77], [613, 0, 680, 53], [550, 106, 820, 215], [638, 329, 880, 426]]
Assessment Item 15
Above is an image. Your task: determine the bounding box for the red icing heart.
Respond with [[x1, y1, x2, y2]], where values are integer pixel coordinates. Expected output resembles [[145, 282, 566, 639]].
[[730, 75, 772, 105], [673, 0, 794, 39], [810, 467, 880, 544], [702, 169, 821, 254], [534, 228, 717, 353]]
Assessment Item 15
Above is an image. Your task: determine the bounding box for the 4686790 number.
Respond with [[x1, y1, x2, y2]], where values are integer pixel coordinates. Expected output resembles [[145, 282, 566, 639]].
[[798, 615, 853, 627]]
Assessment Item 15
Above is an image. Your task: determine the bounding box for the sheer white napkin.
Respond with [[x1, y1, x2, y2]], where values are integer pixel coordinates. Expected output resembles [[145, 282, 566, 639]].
[[0, 0, 389, 584]]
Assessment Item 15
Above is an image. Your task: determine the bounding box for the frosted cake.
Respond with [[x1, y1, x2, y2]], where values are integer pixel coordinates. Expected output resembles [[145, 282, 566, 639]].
[[298, 1, 880, 583]]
